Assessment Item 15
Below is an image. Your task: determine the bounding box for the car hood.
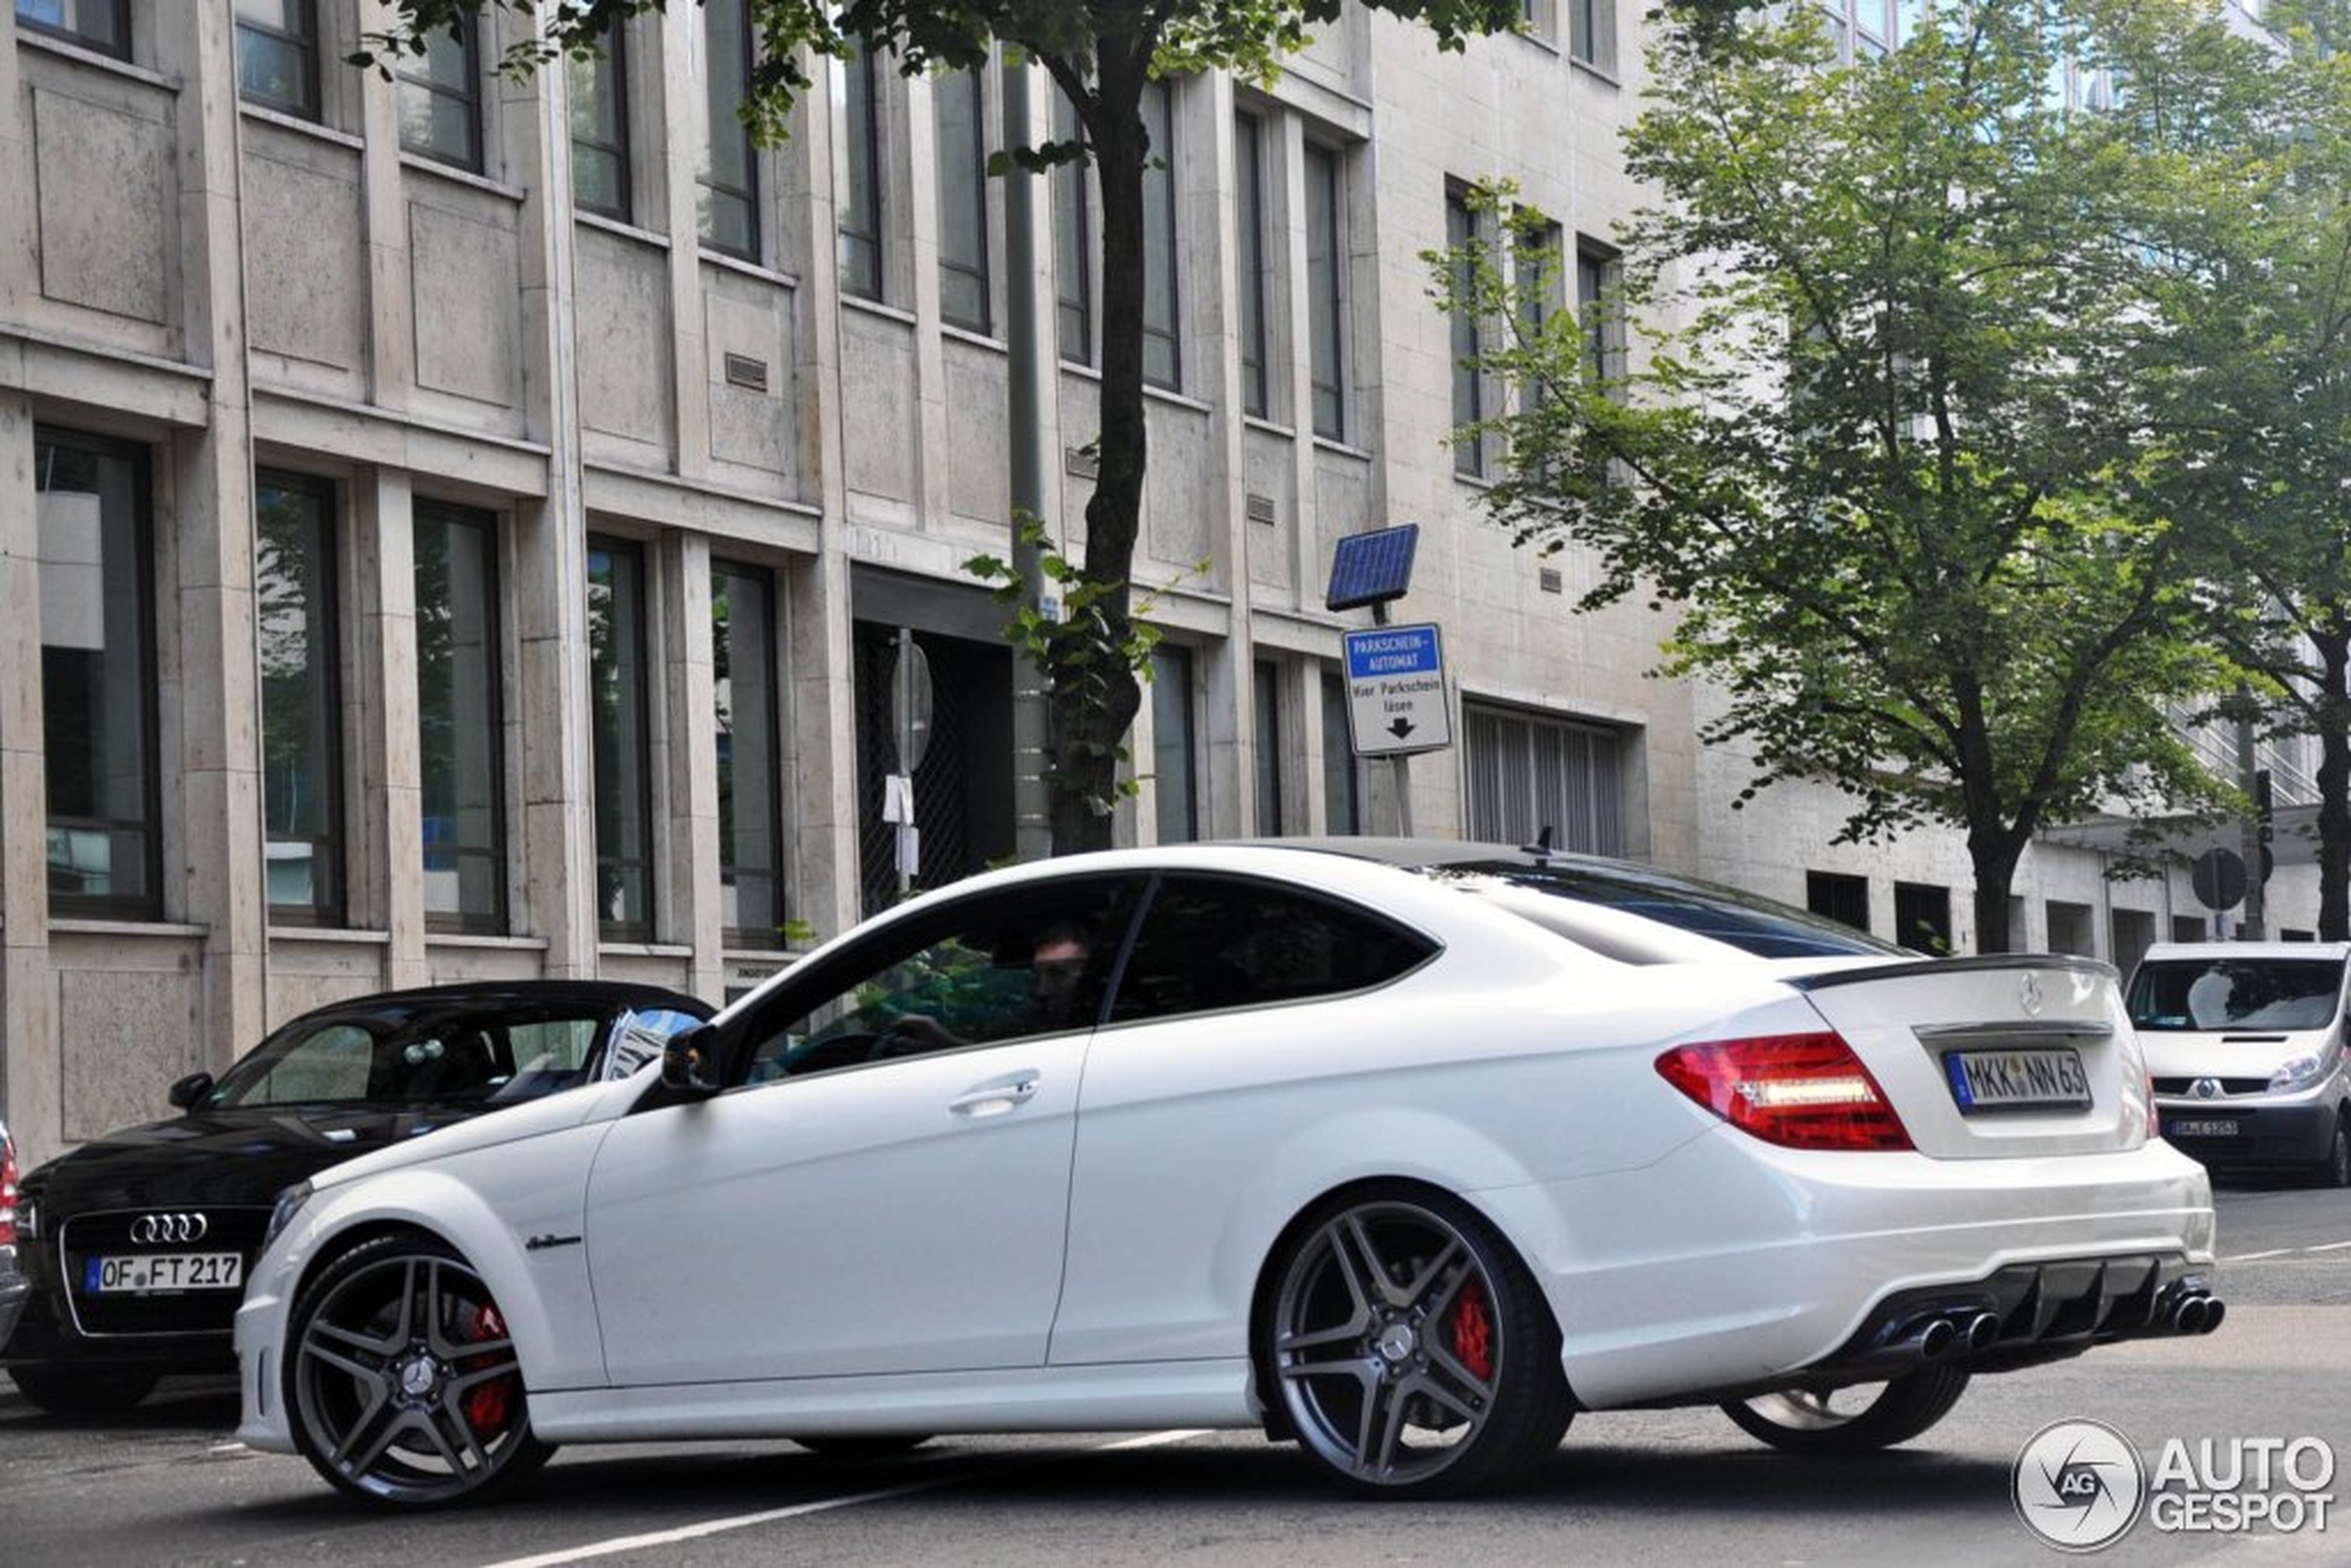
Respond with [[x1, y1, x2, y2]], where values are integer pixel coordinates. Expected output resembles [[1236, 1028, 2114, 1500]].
[[2141, 1028, 2332, 1082], [24, 1101, 506, 1212], [305, 1072, 642, 1194]]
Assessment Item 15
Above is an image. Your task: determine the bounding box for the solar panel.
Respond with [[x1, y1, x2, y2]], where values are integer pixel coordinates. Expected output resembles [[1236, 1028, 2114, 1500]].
[[1325, 523, 1419, 612]]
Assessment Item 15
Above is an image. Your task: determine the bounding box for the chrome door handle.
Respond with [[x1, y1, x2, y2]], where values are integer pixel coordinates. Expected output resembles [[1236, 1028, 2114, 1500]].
[[949, 1076, 1040, 1115]]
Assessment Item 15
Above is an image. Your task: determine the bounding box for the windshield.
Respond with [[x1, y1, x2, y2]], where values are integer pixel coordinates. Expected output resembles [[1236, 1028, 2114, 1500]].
[[2127, 959, 2344, 1033], [209, 1006, 627, 1107], [1419, 859, 1902, 962]]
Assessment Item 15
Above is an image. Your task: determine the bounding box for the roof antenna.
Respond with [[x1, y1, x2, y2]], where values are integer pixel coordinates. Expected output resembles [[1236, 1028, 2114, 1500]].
[[1524, 825, 1557, 856]]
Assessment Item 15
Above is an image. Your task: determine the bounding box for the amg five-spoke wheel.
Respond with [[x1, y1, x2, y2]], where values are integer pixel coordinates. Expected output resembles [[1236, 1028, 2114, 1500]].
[[287, 1233, 553, 1507], [1266, 1188, 1571, 1498]]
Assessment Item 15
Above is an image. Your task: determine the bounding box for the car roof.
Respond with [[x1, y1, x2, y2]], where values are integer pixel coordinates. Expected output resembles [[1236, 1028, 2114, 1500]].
[[287, 979, 714, 1025]]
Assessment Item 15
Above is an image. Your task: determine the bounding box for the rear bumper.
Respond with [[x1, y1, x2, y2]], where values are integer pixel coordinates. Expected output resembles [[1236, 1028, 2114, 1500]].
[[2155, 1100, 2340, 1168], [1476, 1129, 2215, 1410]]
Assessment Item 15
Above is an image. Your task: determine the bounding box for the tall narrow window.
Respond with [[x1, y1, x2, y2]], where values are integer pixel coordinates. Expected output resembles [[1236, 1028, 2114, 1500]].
[[1254, 660, 1283, 834], [1304, 142, 1346, 440], [37, 429, 157, 918], [1141, 80, 1181, 390], [414, 501, 505, 933], [1570, 0, 1614, 71], [935, 68, 991, 332], [588, 537, 653, 940], [15, 0, 128, 57], [1052, 88, 1092, 363], [1577, 240, 1623, 391], [396, 13, 481, 171], [1519, 218, 1564, 437], [1235, 113, 1269, 418], [714, 559, 784, 947], [569, 19, 630, 220], [699, 0, 758, 259], [256, 472, 344, 926], [839, 43, 883, 298], [1320, 671, 1360, 833], [1151, 643, 1198, 842], [1448, 190, 1487, 477], [235, 0, 317, 119]]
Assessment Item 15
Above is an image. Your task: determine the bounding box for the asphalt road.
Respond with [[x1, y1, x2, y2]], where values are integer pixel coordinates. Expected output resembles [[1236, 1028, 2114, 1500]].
[[3, 1177, 2345, 1568]]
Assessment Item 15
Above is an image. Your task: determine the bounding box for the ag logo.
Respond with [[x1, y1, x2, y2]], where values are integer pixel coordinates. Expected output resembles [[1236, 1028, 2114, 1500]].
[[2014, 1419, 2146, 1551]]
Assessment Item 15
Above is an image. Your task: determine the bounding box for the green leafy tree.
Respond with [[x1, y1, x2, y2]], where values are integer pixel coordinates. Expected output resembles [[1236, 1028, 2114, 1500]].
[[2112, 0, 2351, 935], [360, 0, 1523, 851], [1437, 0, 2229, 952]]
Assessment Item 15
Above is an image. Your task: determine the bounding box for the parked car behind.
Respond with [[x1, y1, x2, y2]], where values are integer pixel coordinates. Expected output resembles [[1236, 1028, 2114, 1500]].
[[2126, 941, 2351, 1188], [0, 1115, 26, 1353], [2, 981, 711, 1416], [235, 840, 2218, 1508]]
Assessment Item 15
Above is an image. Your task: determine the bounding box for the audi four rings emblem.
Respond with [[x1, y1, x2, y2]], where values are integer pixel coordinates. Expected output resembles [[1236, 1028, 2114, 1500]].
[[130, 1213, 209, 1245]]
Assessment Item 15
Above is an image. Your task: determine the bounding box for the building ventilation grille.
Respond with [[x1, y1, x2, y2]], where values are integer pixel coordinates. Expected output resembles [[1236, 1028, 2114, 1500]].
[[1064, 446, 1100, 479], [1245, 492, 1277, 525], [723, 354, 769, 392], [1538, 566, 1564, 595]]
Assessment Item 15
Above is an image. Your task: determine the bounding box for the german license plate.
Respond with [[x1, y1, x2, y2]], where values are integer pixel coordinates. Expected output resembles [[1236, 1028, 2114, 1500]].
[[83, 1252, 243, 1293], [1944, 1048, 2092, 1113], [2167, 1119, 2239, 1139]]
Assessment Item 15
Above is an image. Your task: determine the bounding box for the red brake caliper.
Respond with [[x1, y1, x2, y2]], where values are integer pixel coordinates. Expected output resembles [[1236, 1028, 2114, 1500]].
[[1450, 1276, 1494, 1381], [463, 1300, 514, 1437]]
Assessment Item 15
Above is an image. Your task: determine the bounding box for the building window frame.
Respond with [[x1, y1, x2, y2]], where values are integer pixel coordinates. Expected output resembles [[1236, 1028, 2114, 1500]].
[[1236, 111, 1270, 418], [1576, 237, 1625, 391], [839, 41, 885, 298], [1569, 0, 1615, 72], [699, 0, 760, 261], [1462, 702, 1625, 855], [256, 469, 346, 927], [1141, 79, 1182, 392], [1253, 659, 1283, 834], [234, 0, 319, 120], [935, 66, 993, 333], [1052, 86, 1092, 364], [36, 426, 160, 921], [588, 535, 656, 943], [395, 11, 483, 172], [14, 0, 129, 58], [1448, 186, 1489, 478], [1305, 139, 1348, 441], [414, 499, 507, 935], [714, 558, 786, 949], [568, 15, 631, 221], [1151, 642, 1199, 842], [1805, 870, 1870, 934]]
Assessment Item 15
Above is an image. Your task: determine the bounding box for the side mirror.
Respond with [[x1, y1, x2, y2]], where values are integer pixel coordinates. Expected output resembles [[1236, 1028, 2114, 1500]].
[[658, 1024, 724, 1097], [168, 1072, 215, 1111]]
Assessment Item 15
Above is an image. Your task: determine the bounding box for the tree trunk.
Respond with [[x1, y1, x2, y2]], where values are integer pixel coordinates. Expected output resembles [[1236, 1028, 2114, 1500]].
[[1046, 63, 1151, 853], [2315, 619, 2351, 940], [1968, 835, 2023, 955]]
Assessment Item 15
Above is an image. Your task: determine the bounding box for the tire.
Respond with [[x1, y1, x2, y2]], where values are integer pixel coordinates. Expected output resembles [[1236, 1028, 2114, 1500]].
[[2309, 1113, 2351, 1190], [1721, 1365, 1972, 1456], [285, 1232, 554, 1508], [793, 1435, 935, 1459], [7, 1363, 159, 1418], [1263, 1185, 1573, 1499]]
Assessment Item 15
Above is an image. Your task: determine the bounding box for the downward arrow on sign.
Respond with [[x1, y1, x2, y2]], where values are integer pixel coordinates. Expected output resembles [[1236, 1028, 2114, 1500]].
[[1387, 718, 1415, 740]]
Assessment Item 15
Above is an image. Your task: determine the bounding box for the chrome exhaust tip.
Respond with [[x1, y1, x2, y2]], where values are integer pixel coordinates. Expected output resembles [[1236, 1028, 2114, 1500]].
[[2171, 1294, 2209, 1335], [2198, 1298, 2227, 1335], [1914, 1316, 1958, 1360], [1961, 1312, 2002, 1352]]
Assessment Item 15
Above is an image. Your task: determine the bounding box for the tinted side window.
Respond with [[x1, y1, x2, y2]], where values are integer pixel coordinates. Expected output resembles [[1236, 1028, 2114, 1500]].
[[739, 877, 1137, 1083], [1109, 876, 1436, 1024]]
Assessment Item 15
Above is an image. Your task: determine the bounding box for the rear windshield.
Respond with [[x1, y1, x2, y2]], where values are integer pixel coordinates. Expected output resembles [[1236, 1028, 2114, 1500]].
[[2127, 958, 2345, 1032], [1418, 860, 1901, 962]]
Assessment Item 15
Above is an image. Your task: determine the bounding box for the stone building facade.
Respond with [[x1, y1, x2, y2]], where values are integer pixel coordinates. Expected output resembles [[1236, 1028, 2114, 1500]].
[[0, 0, 2295, 1169]]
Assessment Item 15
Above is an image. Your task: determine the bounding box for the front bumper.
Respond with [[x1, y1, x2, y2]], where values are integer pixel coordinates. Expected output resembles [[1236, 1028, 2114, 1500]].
[[1476, 1127, 2216, 1410], [2156, 1098, 2339, 1169]]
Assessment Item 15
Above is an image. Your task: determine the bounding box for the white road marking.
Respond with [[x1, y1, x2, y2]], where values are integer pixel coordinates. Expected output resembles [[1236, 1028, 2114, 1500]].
[[2305, 1239, 2351, 1252], [2222, 1249, 2295, 1261], [479, 1429, 1212, 1568]]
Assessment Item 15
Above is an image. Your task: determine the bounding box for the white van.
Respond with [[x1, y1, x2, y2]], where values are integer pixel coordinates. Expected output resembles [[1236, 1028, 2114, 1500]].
[[2124, 941, 2351, 1188]]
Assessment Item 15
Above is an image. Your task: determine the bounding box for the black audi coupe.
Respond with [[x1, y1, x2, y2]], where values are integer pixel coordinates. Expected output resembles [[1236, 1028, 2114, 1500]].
[[1, 980, 711, 1416]]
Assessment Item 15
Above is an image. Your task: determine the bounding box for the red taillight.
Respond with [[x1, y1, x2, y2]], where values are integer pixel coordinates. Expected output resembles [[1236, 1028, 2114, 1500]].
[[0, 1134, 18, 1248], [1656, 1031, 1913, 1151]]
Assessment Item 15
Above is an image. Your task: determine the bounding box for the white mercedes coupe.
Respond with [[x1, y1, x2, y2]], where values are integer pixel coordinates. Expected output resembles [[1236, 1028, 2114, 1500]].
[[235, 841, 2220, 1507]]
